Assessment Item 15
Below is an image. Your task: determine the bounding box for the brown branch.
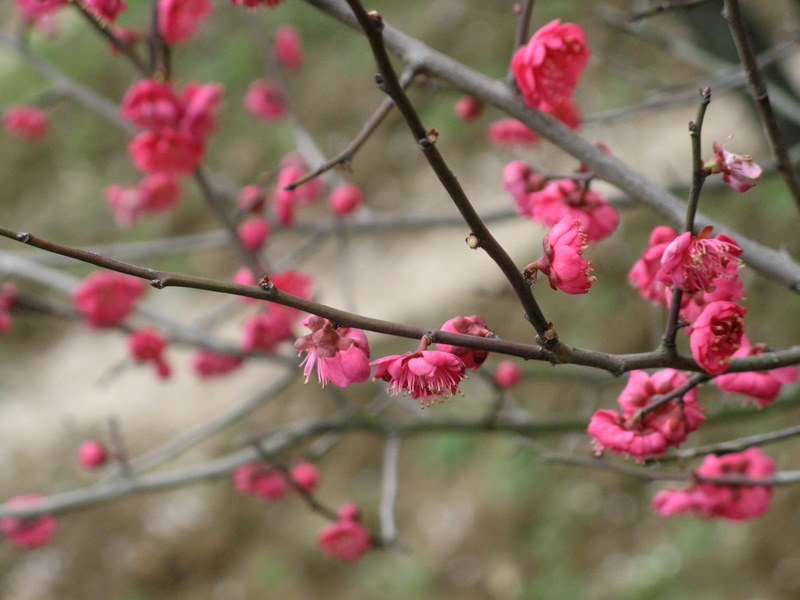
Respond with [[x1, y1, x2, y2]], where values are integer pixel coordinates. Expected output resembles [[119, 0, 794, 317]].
[[341, 0, 555, 349], [722, 0, 800, 214]]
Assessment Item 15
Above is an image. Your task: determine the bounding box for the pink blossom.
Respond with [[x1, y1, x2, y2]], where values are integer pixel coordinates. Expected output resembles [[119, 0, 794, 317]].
[[0, 495, 57, 549], [290, 462, 320, 491], [231, 0, 285, 6], [487, 119, 539, 147], [502, 161, 545, 216], [628, 225, 678, 304], [372, 349, 466, 407], [3, 106, 49, 140], [318, 507, 372, 563], [657, 226, 742, 293], [72, 271, 145, 327], [238, 184, 266, 214], [233, 463, 287, 501], [245, 80, 286, 121], [77, 440, 109, 469], [295, 316, 371, 388], [705, 141, 762, 192], [328, 183, 364, 217], [237, 216, 271, 252], [273, 25, 303, 70], [158, 0, 213, 45], [191, 349, 243, 378], [653, 447, 774, 520], [181, 81, 223, 138], [493, 360, 523, 389], [436, 315, 494, 370], [527, 178, 618, 242], [121, 79, 184, 131], [677, 262, 744, 323], [713, 336, 798, 406], [80, 0, 126, 22], [511, 19, 590, 110], [104, 184, 146, 227], [337, 502, 360, 521], [455, 96, 483, 121], [587, 369, 704, 460], [269, 269, 314, 322], [0, 312, 11, 336], [14, 0, 66, 21], [689, 300, 746, 375], [241, 310, 293, 353], [129, 129, 205, 174], [273, 160, 324, 225], [129, 328, 171, 379], [139, 173, 181, 212], [524, 217, 595, 294], [544, 96, 581, 129]]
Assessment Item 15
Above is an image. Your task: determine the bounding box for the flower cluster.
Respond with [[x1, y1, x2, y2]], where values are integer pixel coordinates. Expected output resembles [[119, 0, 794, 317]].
[[587, 369, 705, 460], [714, 336, 798, 406], [653, 447, 774, 520], [104, 173, 182, 226], [122, 78, 222, 176], [233, 461, 319, 502]]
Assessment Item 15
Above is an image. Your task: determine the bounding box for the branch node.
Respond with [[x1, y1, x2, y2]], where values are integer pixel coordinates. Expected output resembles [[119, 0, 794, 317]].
[[150, 279, 164, 289], [367, 10, 383, 30], [15, 232, 31, 243], [465, 233, 481, 249]]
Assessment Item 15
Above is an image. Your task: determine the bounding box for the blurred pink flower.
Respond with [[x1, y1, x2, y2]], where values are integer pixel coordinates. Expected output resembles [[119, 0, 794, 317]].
[[237, 216, 271, 252], [77, 440, 109, 469], [527, 178, 618, 242], [191, 349, 243, 378], [714, 336, 798, 406], [493, 360, 523, 389], [290, 462, 320, 491], [3, 106, 49, 140], [72, 271, 145, 327], [328, 183, 364, 217], [273, 25, 303, 70], [628, 225, 678, 304], [487, 119, 539, 147], [158, 0, 212, 45], [318, 506, 371, 563], [129, 129, 205, 174], [653, 447, 774, 520], [81, 0, 126, 23], [233, 463, 287, 501], [245, 80, 286, 121], [241, 310, 293, 353], [0, 495, 57, 549], [455, 95, 483, 121]]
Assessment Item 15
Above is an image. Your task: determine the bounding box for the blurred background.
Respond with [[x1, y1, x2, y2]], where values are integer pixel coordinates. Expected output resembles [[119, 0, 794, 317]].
[[2, 0, 800, 598]]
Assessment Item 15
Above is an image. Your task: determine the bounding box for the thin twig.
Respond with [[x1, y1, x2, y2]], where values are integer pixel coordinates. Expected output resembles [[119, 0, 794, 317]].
[[661, 87, 711, 352], [722, 0, 800, 214], [285, 68, 418, 191], [512, 0, 535, 50], [636, 373, 710, 419], [626, 0, 712, 22]]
